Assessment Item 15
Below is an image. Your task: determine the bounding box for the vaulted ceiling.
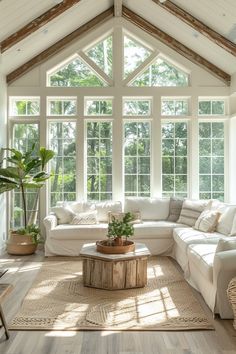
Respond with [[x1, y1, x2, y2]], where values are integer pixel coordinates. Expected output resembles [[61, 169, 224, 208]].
[[1, 0, 236, 84]]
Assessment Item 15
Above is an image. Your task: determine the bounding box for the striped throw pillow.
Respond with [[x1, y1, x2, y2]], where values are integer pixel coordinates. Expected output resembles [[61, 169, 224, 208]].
[[177, 199, 209, 227]]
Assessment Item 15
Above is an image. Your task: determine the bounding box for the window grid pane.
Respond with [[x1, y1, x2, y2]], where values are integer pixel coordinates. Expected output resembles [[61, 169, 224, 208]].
[[161, 122, 188, 197], [49, 122, 76, 207], [198, 99, 225, 116], [123, 99, 151, 116], [48, 98, 76, 116], [161, 98, 188, 116], [199, 122, 224, 201], [87, 122, 112, 201], [124, 122, 151, 197], [85, 99, 113, 116], [10, 97, 40, 116]]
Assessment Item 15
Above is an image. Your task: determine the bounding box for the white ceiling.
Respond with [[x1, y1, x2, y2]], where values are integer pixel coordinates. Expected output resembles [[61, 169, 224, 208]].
[[0, 0, 236, 78]]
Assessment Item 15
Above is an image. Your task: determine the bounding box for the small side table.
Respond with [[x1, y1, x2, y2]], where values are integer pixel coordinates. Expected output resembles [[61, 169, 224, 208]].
[[80, 242, 151, 290], [0, 284, 13, 340]]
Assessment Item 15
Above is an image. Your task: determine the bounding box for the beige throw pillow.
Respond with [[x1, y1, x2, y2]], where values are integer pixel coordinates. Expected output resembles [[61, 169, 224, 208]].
[[167, 197, 183, 222], [194, 210, 221, 233], [177, 199, 209, 227], [70, 210, 98, 225], [230, 214, 236, 236]]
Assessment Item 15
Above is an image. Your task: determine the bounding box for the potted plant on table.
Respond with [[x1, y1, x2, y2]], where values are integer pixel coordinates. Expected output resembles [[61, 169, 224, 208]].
[[96, 212, 135, 254], [0, 144, 54, 255]]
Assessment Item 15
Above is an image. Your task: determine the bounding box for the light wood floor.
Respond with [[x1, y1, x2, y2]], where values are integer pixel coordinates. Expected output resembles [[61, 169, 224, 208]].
[[0, 251, 236, 354]]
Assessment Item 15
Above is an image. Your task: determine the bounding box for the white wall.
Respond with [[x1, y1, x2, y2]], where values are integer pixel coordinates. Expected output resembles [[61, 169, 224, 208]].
[[0, 55, 7, 253]]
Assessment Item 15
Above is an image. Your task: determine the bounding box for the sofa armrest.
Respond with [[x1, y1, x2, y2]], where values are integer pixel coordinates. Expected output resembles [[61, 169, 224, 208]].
[[44, 214, 58, 233], [213, 250, 236, 318]]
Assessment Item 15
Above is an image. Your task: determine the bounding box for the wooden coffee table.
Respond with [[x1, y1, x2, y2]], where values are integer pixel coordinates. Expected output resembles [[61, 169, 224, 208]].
[[80, 242, 151, 290]]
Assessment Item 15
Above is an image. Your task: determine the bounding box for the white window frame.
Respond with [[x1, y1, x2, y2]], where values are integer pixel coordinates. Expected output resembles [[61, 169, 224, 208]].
[[84, 97, 114, 117], [123, 97, 152, 117], [47, 97, 77, 116], [198, 97, 227, 116], [161, 97, 190, 117], [9, 96, 40, 117]]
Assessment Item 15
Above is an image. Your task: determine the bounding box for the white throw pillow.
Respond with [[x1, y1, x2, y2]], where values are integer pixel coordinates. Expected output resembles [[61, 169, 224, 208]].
[[177, 199, 209, 227], [215, 238, 236, 253], [124, 197, 170, 220], [194, 209, 221, 233], [231, 214, 236, 236], [70, 210, 98, 225], [216, 206, 236, 236], [51, 206, 75, 224]]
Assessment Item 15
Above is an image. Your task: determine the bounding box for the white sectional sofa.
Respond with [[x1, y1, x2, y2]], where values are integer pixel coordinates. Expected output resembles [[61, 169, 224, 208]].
[[44, 197, 236, 319]]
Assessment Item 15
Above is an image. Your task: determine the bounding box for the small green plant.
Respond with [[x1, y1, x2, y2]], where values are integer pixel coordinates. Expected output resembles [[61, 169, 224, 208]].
[[107, 212, 134, 240], [14, 224, 41, 244]]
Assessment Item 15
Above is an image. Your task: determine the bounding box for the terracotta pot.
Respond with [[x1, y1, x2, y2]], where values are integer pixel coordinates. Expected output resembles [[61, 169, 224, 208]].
[[7, 232, 37, 256]]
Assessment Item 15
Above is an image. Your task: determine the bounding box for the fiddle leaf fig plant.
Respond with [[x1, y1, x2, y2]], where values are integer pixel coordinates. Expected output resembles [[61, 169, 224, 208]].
[[0, 144, 54, 239]]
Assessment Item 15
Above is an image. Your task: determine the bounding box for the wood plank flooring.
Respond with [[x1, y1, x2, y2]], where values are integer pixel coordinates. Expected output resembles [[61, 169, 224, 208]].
[[0, 251, 236, 354]]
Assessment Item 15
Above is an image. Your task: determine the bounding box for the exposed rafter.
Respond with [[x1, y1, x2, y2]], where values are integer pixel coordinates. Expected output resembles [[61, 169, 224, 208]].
[[6, 7, 114, 84], [0, 0, 83, 53], [152, 0, 236, 57], [122, 6, 231, 86]]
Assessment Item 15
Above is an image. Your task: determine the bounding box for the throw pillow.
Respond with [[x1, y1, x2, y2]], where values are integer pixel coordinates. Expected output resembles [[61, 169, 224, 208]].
[[230, 214, 236, 236], [177, 199, 209, 227], [108, 211, 142, 224], [194, 209, 221, 233], [51, 206, 75, 224], [215, 238, 236, 253], [167, 197, 183, 222], [216, 206, 236, 236], [88, 201, 122, 222], [70, 210, 98, 225]]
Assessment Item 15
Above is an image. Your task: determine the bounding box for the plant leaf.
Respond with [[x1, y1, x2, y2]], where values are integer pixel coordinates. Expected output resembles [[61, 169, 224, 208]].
[[39, 148, 55, 169]]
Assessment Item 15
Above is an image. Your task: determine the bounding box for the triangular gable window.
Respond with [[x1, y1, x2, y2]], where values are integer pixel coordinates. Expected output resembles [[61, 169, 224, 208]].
[[124, 35, 152, 79], [130, 57, 188, 87], [48, 56, 106, 87], [85, 35, 113, 78]]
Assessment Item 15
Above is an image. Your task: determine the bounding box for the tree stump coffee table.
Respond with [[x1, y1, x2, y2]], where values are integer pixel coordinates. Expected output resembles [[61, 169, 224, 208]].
[[80, 242, 151, 290]]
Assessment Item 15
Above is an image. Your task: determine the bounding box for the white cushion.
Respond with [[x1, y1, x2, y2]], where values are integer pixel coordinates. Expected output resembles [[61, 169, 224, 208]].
[[230, 214, 236, 236], [124, 197, 170, 220], [173, 227, 221, 255], [70, 210, 98, 225], [51, 206, 75, 224], [188, 244, 217, 282], [215, 237, 236, 253], [50, 223, 108, 240], [177, 199, 209, 226], [132, 221, 187, 239], [194, 209, 221, 233], [108, 211, 142, 224], [216, 206, 236, 236], [85, 201, 122, 222]]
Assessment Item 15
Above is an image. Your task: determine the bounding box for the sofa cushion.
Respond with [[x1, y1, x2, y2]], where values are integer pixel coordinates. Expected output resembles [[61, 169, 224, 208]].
[[187, 244, 217, 283], [108, 211, 142, 224], [216, 206, 236, 236], [133, 221, 187, 238], [167, 197, 183, 222], [177, 199, 209, 226], [194, 209, 221, 233], [50, 223, 108, 240], [173, 227, 221, 255], [124, 197, 170, 220]]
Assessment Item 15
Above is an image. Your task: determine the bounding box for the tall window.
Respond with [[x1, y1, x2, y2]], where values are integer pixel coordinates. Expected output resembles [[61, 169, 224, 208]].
[[199, 122, 224, 200], [124, 122, 151, 196], [49, 122, 76, 206], [162, 122, 188, 197], [86, 122, 112, 201], [12, 123, 39, 228]]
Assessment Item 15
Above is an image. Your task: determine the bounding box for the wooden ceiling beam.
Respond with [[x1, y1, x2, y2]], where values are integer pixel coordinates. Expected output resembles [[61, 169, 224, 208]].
[[6, 7, 114, 84], [0, 0, 83, 53], [152, 0, 236, 57], [122, 6, 231, 86]]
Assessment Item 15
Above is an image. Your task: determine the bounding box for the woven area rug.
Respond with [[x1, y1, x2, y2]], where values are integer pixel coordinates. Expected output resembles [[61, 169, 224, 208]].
[[10, 257, 213, 331]]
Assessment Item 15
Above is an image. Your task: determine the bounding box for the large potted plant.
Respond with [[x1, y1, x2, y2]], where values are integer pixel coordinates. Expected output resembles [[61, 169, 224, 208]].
[[0, 144, 54, 255]]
